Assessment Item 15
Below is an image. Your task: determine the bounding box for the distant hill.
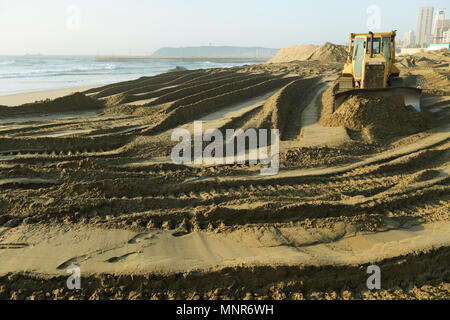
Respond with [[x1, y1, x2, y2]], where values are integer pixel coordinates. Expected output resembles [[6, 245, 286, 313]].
[[152, 46, 278, 58]]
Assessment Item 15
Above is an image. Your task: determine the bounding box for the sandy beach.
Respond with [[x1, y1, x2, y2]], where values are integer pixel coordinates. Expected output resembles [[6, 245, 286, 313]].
[[0, 46, 449, 300]]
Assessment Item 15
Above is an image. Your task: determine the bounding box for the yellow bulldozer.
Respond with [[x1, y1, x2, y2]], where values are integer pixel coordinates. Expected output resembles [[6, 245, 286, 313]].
[[334, 30, 421, 111]]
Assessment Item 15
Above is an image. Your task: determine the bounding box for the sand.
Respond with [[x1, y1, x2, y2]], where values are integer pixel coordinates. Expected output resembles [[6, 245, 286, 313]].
[[1, 221, 449, 276], [308, 42, 348, 63], [0, 93, 104, 121], [268, 42, 347, 64], [322, 93, 432, 141], [0, 86, 100, 106], [268, 44, 318, 63], [0, 52, 449, 300]]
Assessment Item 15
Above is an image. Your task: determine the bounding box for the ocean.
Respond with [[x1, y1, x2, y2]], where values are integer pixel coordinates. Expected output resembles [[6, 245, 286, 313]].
[[0, 55, 257, 95]]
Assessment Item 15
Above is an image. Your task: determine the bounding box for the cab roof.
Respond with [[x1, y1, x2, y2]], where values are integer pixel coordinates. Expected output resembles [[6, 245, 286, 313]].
[[351, 31, 396, 38]]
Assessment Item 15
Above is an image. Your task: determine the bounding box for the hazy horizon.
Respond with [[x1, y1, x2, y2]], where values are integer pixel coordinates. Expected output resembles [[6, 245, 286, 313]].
[[0, 0, 448, 55]]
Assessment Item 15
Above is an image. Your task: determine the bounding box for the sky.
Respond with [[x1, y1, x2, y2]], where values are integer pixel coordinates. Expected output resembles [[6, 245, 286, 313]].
[[0, 0, 448, 55]]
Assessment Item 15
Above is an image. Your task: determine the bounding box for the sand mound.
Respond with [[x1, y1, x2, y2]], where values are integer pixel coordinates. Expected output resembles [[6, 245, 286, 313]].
[[0, 92, 104, 119], [323, 94, 431, 141], [142, 77, 293, 135], [36, 92, 103, 110], [308, 42, 348, 63], [268, 44, 318, 63], [256, 78, 320, 138], [268, 42, 347, 64]]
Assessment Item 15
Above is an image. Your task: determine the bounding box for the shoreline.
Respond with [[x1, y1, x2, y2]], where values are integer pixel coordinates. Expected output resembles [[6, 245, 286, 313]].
[[0, 85, 103, 106], [94, 56, 270, 63], [0, 58, 268, 107]]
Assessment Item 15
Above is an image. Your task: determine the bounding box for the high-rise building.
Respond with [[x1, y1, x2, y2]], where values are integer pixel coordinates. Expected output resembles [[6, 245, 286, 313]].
[[433, 9, 447, 43], [403, 30, 415, 47], [443, 19, 450, 42], [444, 29, 450, 43], [416, 6, 434, 46]]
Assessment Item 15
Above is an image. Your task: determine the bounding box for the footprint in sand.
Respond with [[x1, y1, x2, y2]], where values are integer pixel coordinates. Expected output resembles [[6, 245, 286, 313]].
[[127, 232, 156, 244], [104, 252, 137, 263], [56, 255, 87, 270], [172, 231, 190, 237]]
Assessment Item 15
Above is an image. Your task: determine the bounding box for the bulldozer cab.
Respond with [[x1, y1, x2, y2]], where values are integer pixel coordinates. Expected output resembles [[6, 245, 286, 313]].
[[335, 30, 421, 112], [366, 36, 381, 54], [347, 32, 397, 88]]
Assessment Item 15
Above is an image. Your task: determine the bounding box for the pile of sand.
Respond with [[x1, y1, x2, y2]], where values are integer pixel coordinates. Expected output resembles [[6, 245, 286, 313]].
[[30, 92, 103, 110], [323, 94, 431, 141], [308, 42, 348, 63], [0, 92, 104, 118], [268, 44, 318, 63], [256, 78, 320, 138], [268, 42, 347, 64]]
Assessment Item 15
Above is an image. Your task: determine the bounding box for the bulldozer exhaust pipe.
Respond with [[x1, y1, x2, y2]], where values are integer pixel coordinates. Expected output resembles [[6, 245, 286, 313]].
[[369, 31, 374, 58]]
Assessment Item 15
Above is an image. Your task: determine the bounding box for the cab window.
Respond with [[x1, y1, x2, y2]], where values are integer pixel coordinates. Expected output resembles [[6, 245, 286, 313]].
[[382, 37, 391, 59], [367, 37, 381, 54]]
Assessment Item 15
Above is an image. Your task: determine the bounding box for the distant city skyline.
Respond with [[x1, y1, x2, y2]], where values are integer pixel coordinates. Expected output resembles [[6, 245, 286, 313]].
[[400, 6, 449, 48], [1, 0, 449, 55]]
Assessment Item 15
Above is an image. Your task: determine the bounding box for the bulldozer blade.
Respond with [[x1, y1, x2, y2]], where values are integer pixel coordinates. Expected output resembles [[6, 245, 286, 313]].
[[333, 87, 422, 113]]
